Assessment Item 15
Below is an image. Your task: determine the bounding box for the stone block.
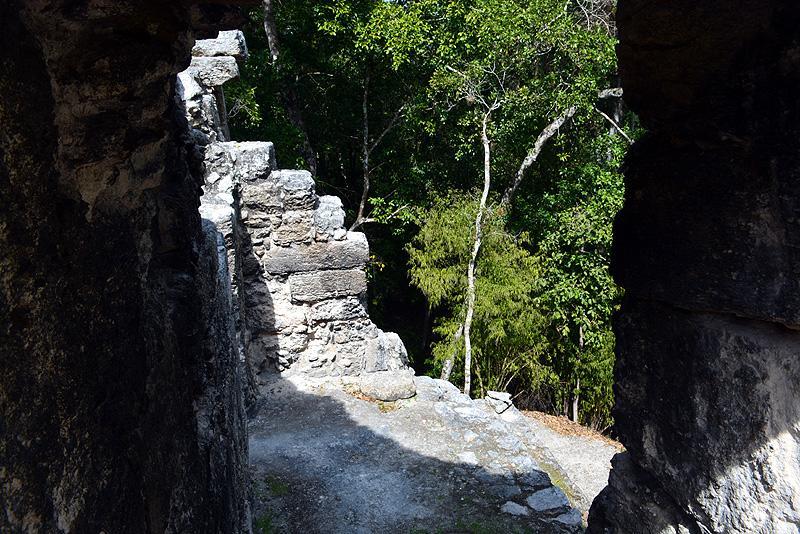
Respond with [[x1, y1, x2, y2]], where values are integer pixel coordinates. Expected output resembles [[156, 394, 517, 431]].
[[289, 269, 366, 303], [272, 210, 314, 246], [192, 30, 248, 60], [189, 56, 239, 87], [240, 182, 282, 213], [262, 233, 369, 274], [309, 297, 368, 322], [314, 195, 345, 238], [225, 141, 276, 182], [364, 331, 409, 372], [526, 487, 570, 514], [273, 170, 316, 210], [358, 369, 416, 401]]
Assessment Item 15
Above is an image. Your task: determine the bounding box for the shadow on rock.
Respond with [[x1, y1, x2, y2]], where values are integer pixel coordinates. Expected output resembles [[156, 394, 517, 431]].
[[248, 376, 583, 534]]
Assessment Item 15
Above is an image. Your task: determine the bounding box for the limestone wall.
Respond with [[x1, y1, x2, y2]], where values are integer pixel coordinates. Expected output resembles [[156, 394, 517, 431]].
[[179, 31, 413, 398], [587, 2, 800, 532], [0, 4, 251, 533]]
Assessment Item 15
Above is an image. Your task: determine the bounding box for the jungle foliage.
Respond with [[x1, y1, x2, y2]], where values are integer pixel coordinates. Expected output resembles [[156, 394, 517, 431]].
[[227, 0, 634, 430]]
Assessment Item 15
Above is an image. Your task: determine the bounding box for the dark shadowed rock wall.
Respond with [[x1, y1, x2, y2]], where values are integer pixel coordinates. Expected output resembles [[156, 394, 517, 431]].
[[589, 1, 800, 533], [0, 1, 253, 532]]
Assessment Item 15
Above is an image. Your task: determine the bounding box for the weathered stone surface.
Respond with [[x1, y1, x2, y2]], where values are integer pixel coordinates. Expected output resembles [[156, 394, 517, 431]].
[[1, 4, 250, 532], [588, 2, 800, 533], [262, 233, 369, 274], [486, 391, 513, 414], [594, 300, 800, 533], [364, 331, 409, 372], [273, 169, 316, 210], [193, 30, 248, 59], [249, 375, 596, 533], [289, 269, 367, 302], [358, 369, 417, 401], [314, 195, 346, 238], [225, 141, 277, 182], [501, 501, 531, 516], [310, 297, 368, 322], [527, 487, 570, 514], [273, 210, 314, 245], [189, 56, 240, 87]]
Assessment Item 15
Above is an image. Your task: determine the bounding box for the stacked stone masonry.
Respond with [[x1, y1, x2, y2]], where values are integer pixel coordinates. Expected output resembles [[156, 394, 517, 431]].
[[179, 31, 412, 395]]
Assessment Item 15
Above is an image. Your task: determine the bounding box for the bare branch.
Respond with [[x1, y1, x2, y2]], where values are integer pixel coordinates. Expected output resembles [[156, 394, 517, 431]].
[[595, 108, 633, 144], [501, 87, 624, 206], [368, 102, 408, 155], [501, 105, 578, 206]]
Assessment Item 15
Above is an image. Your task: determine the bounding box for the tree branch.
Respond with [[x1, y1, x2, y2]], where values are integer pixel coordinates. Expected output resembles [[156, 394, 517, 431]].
[[595, 108, 632, 144], [351, 72, 371, 231], [500, 87, 623, 207]]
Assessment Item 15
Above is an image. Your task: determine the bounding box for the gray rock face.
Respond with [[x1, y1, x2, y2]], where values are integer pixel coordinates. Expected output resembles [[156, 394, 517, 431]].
[[486, 390, 513, 414], [0, 4, 250, 532], [588, 2, 800, 533], [501, 501, 531, 516]]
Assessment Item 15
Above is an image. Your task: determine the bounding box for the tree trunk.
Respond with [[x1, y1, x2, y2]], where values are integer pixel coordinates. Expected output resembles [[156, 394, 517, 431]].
[[440, 324, 462, 381], [572, 325, 585, 423], [572, 377, 580, 423], [262, 0, 280, 63], [350, 78, 407, 231], [262, 0, 318, 176], [463, 110, 494, 396], [352, 75, 371, 230]]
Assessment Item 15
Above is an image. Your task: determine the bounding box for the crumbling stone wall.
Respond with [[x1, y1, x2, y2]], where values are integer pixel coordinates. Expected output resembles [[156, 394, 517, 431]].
[[588, 2, 800, 533], [0, 2, 251, 532], [179, 32, 414, 400]]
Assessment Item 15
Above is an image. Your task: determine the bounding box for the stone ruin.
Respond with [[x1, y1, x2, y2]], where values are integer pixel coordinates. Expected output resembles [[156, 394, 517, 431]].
[[178, 31, 414, 398], [3, 2, 799, 532]]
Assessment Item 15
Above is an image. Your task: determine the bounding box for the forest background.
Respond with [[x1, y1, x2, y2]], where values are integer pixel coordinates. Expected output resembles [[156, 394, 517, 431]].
[[227, 0, 636, 431]]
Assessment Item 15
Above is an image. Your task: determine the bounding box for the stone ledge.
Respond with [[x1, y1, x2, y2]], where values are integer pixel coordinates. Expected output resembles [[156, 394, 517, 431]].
[[193, 30, 248, 60], [289, 269, 367, 302], [262, 233, 369, 274]]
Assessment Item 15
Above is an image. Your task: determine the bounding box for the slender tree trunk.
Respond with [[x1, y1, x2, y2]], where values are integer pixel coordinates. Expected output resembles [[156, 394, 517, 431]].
[[572, 325, 584, 423], [262, 0, 280, 63], [350, 78, 407, 231], [572, 377, 580, 423], [440, 325, 462, 381], [262, 0, 318, 176], [352, 74, 371, 230], [463, 110, 494, 396]]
